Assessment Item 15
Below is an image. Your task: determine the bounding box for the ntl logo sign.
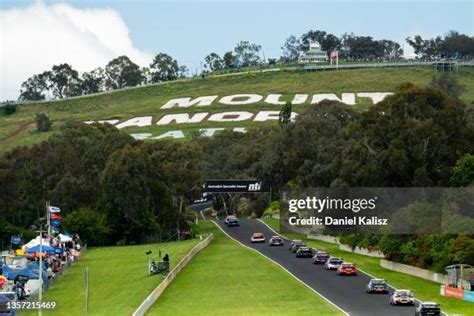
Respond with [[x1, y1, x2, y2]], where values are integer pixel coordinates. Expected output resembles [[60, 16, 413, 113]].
[[85, 92, 393, 139]]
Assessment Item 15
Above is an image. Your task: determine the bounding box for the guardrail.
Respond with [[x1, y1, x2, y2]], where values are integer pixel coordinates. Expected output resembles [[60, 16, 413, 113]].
[[132, 234, 214, 316]]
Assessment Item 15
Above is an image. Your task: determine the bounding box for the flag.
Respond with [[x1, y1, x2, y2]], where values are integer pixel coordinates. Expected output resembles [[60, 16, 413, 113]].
[[51, 219, 61, 228], [51, 213, 62, 220], [11, 235, 22, 245], [49, 206, 61, 213], [51, 227, 60, 236]]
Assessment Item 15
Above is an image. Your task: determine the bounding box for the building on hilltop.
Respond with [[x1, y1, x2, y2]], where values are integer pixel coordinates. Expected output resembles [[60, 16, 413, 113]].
[[299, 40, 328, 63]]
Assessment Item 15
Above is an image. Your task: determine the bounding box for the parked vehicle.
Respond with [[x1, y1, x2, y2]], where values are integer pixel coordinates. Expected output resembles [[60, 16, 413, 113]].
[[415, 302, 440, 316], [312, 252, 329, 264], [250, 233, 265, 243], [269, 236, 284, 246], [365, 279, 388, 294], [324, 257, 343, 270], [337, 262, 357, 276], [389, 289, 415, 306]]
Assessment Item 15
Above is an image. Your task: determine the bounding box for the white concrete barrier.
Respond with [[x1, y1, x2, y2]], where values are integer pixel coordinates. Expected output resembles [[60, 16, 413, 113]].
[[307, 234, 340, 244], [380, 259, 450, 284], [132, 234, 214, 316]]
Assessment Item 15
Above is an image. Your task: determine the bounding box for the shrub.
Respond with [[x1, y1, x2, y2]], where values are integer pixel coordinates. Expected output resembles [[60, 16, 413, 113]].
[[35, 113, 52, 132]]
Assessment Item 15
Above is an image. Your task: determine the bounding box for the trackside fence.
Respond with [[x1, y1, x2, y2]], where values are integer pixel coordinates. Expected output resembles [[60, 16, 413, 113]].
[[380, 259, 450, 284], [132, 234, 214, 316]]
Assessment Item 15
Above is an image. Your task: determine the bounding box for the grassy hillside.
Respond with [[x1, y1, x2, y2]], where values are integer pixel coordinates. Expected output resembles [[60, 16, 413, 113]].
[[147, 221, 343, 315], [24, 239, 199, 316], [1, 66, 473, 152]]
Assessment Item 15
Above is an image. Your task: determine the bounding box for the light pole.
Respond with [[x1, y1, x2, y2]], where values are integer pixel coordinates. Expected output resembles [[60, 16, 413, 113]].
[[37, 217, 46, 316]]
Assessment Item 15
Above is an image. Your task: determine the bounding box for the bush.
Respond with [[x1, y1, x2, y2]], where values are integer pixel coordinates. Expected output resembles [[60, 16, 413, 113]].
[[35, 113, 52, 132], [2, 102, 17, 115]]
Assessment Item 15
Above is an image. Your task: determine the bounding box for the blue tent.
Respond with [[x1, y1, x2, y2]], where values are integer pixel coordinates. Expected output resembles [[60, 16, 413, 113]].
[[26, 245, 56, 254], [2, 263, 48, 283]]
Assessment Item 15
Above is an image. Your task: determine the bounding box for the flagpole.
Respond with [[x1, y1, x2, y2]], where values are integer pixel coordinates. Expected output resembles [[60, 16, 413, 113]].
[[46, 201, 50, 238]]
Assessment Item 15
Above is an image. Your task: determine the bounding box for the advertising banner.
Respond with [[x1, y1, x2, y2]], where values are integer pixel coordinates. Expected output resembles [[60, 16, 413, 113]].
[[204, 180, 268, 193]]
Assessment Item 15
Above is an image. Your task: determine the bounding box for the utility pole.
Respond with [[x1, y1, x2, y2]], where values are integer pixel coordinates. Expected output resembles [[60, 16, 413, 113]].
[[38, 220, 44, 316]]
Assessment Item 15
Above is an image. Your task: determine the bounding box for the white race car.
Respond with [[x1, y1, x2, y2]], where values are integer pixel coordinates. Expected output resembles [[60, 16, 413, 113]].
[[389, 289, 415, 306]]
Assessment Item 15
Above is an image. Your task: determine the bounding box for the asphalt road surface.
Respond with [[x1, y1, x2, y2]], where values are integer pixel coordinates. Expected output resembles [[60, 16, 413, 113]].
[[216, 219, 418, 316]]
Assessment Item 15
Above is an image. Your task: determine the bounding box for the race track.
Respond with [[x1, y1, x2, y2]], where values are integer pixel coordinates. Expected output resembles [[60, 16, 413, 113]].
[[215, 219, 418, 316]]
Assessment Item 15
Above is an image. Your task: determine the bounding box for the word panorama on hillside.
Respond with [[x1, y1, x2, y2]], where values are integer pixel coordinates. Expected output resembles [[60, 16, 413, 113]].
[[85, 92, 393, 139]]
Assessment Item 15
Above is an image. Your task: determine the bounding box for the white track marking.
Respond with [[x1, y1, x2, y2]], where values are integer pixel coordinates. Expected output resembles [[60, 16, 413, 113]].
[[212, 220, 349, 316]]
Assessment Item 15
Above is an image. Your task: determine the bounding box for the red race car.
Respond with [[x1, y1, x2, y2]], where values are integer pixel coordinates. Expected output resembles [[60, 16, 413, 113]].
[[337, 262, 357, 276]]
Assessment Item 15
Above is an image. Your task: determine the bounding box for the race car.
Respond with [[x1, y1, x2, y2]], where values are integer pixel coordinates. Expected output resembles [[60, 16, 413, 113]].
[[312, 251, 329, 264], [224, 215, 237, 225], [295, 247, 313, 258], [289, 240, 306, 253], [324, 257, 343, 270], [365, 278, 389, 294], [415, 302, 440, 316], [389, 289, 415, 305], [269, 236, 284, 246], [250, 232, 265, 243], [337, 262, 357, 276], [227, 217, 240, 227]]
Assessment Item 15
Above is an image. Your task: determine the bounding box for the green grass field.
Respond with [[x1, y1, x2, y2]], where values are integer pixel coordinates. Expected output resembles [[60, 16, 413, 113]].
[[260, 218, 474, 315], [24, 239, 199, 316], [146, 221, 343, 316], [1, 66, 474, 152]]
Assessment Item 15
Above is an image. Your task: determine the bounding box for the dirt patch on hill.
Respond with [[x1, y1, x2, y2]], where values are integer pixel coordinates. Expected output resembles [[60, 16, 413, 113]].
[[0, 122, 35, 145]]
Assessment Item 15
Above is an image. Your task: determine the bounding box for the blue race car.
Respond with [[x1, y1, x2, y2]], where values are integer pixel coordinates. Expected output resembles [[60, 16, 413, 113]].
[[365, 279, 389, 294]]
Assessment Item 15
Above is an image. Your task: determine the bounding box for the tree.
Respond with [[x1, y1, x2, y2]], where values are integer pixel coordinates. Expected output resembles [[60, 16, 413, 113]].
[[449, 154, 474, 187], [45, 63, 82, 99], [149, 53, 179, 83], [104, 55, 144, 90], [430, 73, 466, 98], [379, 40, 403, 60], [234, 41, 262, 67], [178, 65, 188, 78], [204, 53, 224, 72], [62, 208, 110, 246], [19, 73, 48, 101], [2, 101, 17, 115], [341, 84, 473, 186], [279, 101, 292, 124], [299, 30, 341, 53], [443, 31, 474, 58], [266, 101, 359, 188], [35, 113, 52, 132], [223, 51, 235, 68], [281, 35, 300, 62], [81, 68, 105, 94], [100, 144, 158, 243]]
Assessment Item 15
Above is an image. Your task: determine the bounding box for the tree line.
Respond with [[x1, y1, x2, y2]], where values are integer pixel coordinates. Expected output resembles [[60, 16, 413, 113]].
[[14, 30, 474, 103], [18, 54, 188, 102]]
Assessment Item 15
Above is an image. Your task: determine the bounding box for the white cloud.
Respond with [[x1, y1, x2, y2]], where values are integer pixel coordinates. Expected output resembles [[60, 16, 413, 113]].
[[0, 1, 153, 101]]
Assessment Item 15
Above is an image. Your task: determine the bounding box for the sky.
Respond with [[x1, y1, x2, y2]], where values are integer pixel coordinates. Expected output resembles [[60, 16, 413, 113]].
[[1, 0, 473, 101]]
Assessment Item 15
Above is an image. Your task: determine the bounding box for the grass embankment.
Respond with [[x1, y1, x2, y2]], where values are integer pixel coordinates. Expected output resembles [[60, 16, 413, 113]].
[[147, 221, 343, 315], [24, 239, 199, 316], [1, 66, 474, 152], [261, 218, 473, 315]]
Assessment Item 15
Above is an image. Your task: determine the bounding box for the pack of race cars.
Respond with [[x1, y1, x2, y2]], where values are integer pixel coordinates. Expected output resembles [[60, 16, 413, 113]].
[[237, 224, 441, 315]]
